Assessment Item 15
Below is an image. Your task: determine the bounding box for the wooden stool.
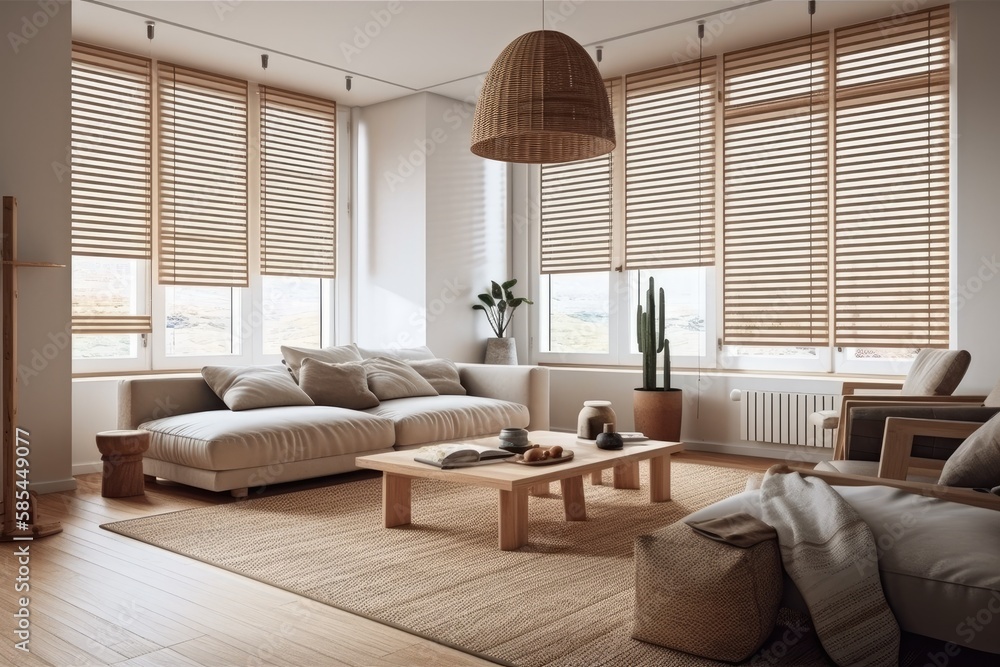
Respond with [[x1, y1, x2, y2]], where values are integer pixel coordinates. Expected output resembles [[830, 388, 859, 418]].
[[96, 430, 150, 498]]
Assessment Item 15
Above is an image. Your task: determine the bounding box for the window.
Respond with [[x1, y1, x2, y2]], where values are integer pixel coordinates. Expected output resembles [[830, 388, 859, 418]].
[[70, 43, 339, 372], [534, 7, 950, 376], [70, 43, 152, 370]]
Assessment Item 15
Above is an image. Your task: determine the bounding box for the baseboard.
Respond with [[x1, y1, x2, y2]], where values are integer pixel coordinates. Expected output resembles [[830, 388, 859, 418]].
[[32, 477, 78, 494], [682, 440, 831, 464], [73, 462, 102, 476]]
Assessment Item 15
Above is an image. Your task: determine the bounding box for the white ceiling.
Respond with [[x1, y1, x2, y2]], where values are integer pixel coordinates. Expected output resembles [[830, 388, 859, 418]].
[[73, 0, 949, 107]]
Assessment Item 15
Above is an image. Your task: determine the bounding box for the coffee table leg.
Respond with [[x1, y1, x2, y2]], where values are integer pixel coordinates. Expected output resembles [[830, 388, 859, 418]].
[[649, 454, 671, 502], [383, 473, 411, 527], [613, 461, 640, 489], [498, 488, 529, 550], [560, 476, 586, 521], [530, 482, 550, 496], [589, 470, 603, 485]]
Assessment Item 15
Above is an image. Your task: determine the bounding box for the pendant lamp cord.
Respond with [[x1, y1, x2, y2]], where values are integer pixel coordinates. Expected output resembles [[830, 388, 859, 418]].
[[808, 0, 816, 347], [696, 21, 705, 420]]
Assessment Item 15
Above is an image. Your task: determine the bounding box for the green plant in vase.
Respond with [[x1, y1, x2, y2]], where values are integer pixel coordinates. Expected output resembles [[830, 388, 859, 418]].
[[473, 279, 533, 364], [472, 279, 533, 338]]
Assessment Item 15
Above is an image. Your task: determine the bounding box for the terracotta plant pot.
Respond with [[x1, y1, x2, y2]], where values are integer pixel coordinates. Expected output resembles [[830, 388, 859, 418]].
[[633, 388, 682, 442]]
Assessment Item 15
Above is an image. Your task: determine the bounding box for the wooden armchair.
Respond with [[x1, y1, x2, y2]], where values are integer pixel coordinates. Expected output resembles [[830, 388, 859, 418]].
[[806, 416, 1000, 512], [808, 348, 974, 459]]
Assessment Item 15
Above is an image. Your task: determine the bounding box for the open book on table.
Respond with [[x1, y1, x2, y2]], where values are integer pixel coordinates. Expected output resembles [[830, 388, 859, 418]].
[[414, 443, 515, 469]]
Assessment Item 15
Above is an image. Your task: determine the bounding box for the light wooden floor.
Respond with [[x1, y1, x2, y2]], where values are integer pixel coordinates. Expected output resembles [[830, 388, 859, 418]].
[[4, 452, 780, 667]]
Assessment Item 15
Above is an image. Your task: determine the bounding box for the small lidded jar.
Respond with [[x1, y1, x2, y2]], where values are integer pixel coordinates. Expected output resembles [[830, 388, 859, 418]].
[[577, 400, 617, 440]]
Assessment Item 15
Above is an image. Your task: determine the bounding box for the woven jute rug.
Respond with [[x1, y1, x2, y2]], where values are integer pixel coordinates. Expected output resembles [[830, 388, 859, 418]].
[[102, 462, 834, 666]]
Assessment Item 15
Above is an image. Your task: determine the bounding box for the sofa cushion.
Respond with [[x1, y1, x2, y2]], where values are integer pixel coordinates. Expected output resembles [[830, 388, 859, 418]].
[[362, 357, 438, 401], [407, 358, 466, 395], [900, 349, 971, 395], [298, 358, 380, 410], [939, 412, 1000, 488], [357, 345, 435, 361], [280, 344, 363, 379], [202, 365, 313, 411], [365, 395, 529, 447], [140, 406, 395, 471], [685, 485, 1000, 654]]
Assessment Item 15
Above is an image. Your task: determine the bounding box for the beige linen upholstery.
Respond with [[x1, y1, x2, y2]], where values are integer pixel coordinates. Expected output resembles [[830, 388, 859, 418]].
[[297, 359, 380, 409], [901, 349, 972, 395], [356, 344, 435, 360], [809, 410, 840, 429], [938, 412, 1000, 488], [280, 343, 363, 379], [407, 358, 466, 395], [361, 356, 438, 400], [456, 363, 549, 431], [685, 485, 1000, 654], [202, 365, 313, 411], [140, 406, 395, 470], [365, 395, 529, 447]]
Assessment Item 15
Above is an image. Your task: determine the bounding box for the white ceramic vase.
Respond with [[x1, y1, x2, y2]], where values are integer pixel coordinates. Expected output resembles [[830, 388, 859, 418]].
[[485, 337, 518, 365]]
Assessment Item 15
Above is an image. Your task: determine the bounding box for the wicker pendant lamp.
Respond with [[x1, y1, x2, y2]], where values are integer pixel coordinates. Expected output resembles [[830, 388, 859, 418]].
[[471, 30, 616, 164]]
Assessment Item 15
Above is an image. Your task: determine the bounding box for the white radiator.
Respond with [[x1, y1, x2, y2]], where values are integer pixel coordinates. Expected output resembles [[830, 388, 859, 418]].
[[735, 390, 837, 448]]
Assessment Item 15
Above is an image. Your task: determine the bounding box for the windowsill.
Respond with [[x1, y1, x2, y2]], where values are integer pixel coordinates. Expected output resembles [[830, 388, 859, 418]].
[[73, 368, 202, 381], [536, 362, 906, 383]]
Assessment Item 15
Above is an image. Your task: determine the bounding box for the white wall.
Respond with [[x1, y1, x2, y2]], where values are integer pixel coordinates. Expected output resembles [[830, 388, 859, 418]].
[[0, 1, 75, 493], [424, 94, 508, 363], [356, 92, 508, 362], [71, 378, 118, 474], [354, 94, 428, 349], [952, 0, 1000, 391]]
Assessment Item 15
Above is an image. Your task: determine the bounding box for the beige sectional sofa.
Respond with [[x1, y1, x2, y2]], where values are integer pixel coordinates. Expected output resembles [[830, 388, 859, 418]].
[[119, 362, 549, 497]]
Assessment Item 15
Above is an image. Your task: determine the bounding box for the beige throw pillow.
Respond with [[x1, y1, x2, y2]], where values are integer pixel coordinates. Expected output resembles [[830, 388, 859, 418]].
[[408, 358, 466, 395], [362, 356, 439, 401], [281, 344, 362, 379], [938, 412, 1000, 488], [297, 358, 379, 410], [202, 365, 314, 411], [356, 345, 436, 361]]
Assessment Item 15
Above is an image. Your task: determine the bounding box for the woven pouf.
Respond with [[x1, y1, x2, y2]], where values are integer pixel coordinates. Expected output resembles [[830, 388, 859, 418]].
[[96, 430, 150, 498], [633, 518, 783, 662]]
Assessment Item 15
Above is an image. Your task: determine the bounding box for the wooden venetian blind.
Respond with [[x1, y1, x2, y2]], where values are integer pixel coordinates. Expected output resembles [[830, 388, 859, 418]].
[[71, 43, 153, 335], [722, 33, 830, 346], [539, 80, 618, 274], [833, 7, 950, 348], [158, 63, 248, 287], [624, 56, 716, 270], [260, 87, 337, 278]]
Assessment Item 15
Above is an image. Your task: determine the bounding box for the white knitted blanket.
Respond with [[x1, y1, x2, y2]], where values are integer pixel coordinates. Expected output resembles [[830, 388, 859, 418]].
[[760, 468, 900, 667]]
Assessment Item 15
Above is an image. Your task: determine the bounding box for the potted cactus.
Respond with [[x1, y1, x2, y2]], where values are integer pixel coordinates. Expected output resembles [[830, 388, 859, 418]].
[[473, 279, 533, 364], [634, 276, 682, 441]]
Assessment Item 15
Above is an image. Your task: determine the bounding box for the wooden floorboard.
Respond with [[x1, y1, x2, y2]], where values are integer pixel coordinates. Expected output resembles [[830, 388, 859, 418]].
[[5, 452, 778, 666]]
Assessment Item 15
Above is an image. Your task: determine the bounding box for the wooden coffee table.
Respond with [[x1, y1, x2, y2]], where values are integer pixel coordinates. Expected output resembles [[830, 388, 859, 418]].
[[355, 430, 684, 550]]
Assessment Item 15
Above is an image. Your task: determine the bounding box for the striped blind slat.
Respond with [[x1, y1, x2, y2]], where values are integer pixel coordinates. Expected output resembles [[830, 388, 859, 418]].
[[625, 57, 716, 270], [539, 80, 618, 274], [71, 43, 152, 260], [157, 62, 249, 287], [71, 43, 152, 336], [260, 86, 337, 278], [723, 33, 830, 346], [833, 7, 950, 348]]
